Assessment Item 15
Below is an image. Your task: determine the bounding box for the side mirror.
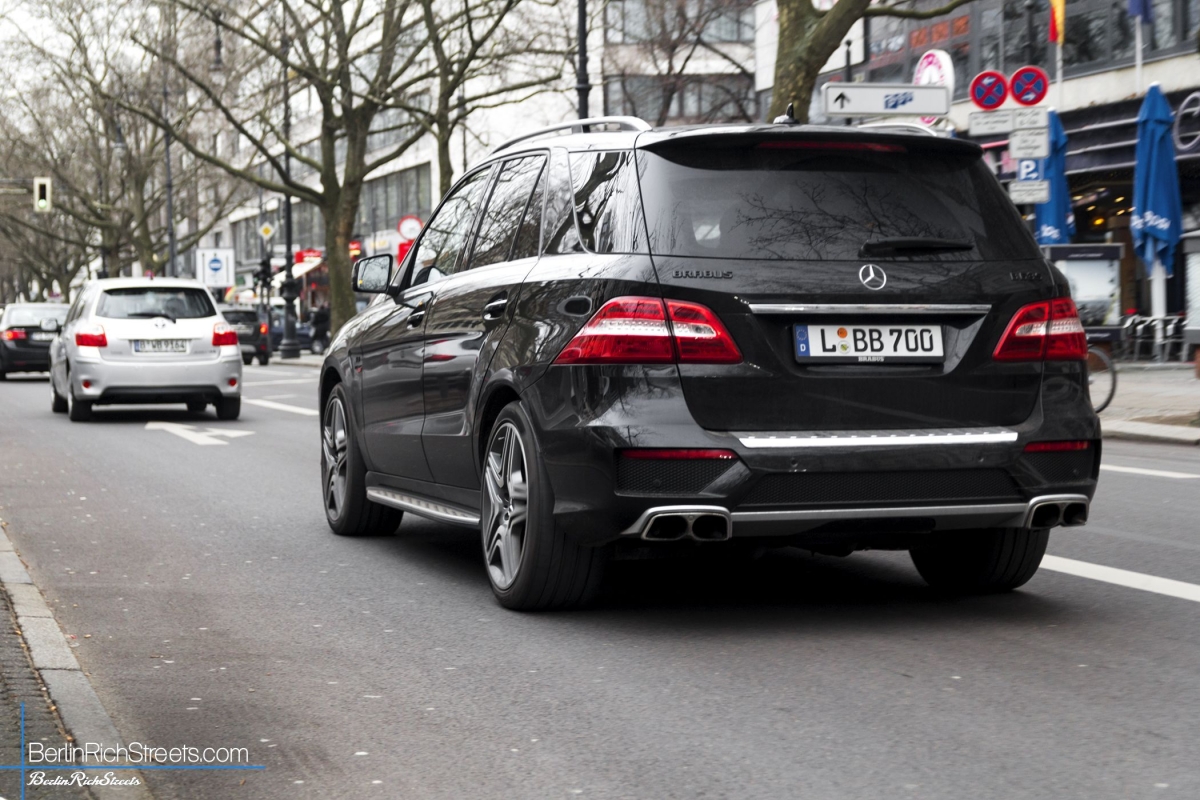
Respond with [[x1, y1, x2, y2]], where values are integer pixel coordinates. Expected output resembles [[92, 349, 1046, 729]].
[[352, 254, 394, 294], [41, 318, 61, 333]]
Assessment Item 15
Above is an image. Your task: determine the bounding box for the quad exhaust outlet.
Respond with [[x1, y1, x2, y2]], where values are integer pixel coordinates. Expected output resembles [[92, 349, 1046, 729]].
[[1026, 495, 1090, 529], [625, 506, 733, 542]]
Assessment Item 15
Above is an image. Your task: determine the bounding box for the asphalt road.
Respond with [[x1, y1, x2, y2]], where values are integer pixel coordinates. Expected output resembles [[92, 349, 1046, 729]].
[[1, 366, 1199, 799]]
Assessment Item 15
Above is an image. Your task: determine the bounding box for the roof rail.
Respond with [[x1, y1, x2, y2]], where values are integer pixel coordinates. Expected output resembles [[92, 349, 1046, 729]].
[[855, 121, 939, 137], [492, 116, 652, 154]]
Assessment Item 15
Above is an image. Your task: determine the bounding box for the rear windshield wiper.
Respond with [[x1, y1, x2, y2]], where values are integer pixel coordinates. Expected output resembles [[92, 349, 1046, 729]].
[[859, 237, 974, 257], [124, 312, 177, 323]]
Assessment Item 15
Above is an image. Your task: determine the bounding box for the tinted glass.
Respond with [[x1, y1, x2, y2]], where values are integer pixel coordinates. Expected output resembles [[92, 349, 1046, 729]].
[[96, 288, 216, 320], [543, 149, 582, 255], [510, 159, 547, 261], [410, 168, 491, 289], [568, 151, 647, 254], [636, 143, 1039, 261], [222, 310, 260, 325], [3, 306, 67, 327], [470, 156, 546, 269]]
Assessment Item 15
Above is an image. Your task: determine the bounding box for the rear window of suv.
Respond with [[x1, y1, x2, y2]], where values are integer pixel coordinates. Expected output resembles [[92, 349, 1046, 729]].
[[222, 310, 260, 325], [635, 141, 1039, 261], [96, 288, 216, 320]]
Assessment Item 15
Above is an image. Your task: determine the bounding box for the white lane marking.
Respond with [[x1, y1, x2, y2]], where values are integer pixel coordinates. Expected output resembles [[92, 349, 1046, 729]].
[[1100, 464, 1200, 480], [242, 378, 318, 387], [244, 398, 319, 417], [1041, 555, 1200, 603], [145, 421, 255, 446]]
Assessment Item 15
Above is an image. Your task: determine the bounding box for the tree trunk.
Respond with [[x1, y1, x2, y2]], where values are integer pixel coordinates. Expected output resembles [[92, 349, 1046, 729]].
[[437, 107, 455, 196], [324, 197, 360, 336], [769, 0, 869, 124]]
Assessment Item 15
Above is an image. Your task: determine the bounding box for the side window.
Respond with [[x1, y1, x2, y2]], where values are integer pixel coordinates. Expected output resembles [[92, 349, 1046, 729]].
[[510, 158, 547, 261], [468, 155, 547, 269], [568, 150, 647, 255], [409, 168, 491, 290], [543, 149, 583, 255], [66, 290, 89, 324]]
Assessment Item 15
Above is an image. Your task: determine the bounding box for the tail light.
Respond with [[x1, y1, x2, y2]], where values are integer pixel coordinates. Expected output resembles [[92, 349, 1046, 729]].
[[1024, 440, 1090, 452], [212, 323, 239, 347], [553, 296, 741, 365], [620, 449, 738, 460], [75, 324, 107, 348], [259, 323, 268, 335], [993, 298, 1086, 361], [2, 329, 27, 340]]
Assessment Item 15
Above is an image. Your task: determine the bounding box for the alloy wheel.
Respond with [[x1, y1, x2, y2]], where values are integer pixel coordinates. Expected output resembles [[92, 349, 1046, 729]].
[[322, 397, 349, 518], [483, 421, 529, 590]]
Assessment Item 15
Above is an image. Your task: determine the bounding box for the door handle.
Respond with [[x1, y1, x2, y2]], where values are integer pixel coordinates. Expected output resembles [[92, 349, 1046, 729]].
[[408, 303, 427, 329], [482, 293, 508, 320]]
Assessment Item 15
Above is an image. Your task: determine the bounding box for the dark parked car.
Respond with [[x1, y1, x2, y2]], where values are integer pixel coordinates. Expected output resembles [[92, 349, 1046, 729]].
[[218, 305, 270, 366], [1, 302, 68, 378], [317, 118, 1100, 610], [268, 308, 313, 353]]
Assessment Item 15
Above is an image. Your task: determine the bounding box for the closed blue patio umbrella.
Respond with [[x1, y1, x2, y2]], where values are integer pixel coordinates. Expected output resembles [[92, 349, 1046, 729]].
[[1131, 83, 1183, 357], [1035, 110, 1075, 245]]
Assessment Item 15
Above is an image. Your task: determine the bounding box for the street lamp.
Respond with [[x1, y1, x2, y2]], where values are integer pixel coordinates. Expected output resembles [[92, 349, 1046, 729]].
[[576, 0, 590, 118], [277, 17, 301, 360]]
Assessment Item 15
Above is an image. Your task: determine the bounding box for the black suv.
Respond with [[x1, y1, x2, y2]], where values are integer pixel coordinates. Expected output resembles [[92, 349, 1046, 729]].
[[318, 118, 1100, 610], [217, 305, 270, 366]]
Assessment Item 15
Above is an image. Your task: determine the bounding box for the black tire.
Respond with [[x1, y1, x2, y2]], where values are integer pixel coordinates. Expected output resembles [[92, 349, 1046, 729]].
[[187, 400, 207, 414], [910, 527, 1050, 594], [50, 378, 67, 413], [242, 354, 254, 366], [0, 370, 6, 381], [321, 383, 402, 536], [257, 353, 269, 366], [215, 397, 241, 421], [481, 402, 607, 610], [67, 384, 92, 422]]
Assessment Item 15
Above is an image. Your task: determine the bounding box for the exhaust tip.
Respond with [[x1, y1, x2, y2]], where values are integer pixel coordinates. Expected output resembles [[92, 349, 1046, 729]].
[[1031, 503, 1064, 529], [1062, 502, 1089, 527], [643, 515, 688, 541], [691, 514, 730, 541]]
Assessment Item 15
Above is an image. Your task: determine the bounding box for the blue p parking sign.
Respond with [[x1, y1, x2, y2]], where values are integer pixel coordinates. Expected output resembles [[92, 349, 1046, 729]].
[[1017, 160, 1043, 181], [208, 257, 223, 273]]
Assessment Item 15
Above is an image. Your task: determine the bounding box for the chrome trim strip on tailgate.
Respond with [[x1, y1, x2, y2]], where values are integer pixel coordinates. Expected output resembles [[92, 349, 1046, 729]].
[[366, 487, 480, 527], [748, 303, 992, 315], [732, 502, 1029, 525], [738, 428, 1018, 448]]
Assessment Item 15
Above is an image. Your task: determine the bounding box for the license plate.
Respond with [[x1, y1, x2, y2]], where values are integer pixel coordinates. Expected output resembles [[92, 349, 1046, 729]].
[[795, 324, 943, 363], [133, 339, 188, 353], [30, 332, 54, 341]]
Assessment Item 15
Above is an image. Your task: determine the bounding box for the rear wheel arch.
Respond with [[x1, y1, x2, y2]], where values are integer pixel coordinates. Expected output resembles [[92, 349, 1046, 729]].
[[476, 382, 522, 471]]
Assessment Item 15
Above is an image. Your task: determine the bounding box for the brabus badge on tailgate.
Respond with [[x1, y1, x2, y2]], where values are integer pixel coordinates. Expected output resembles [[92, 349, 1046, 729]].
[[673, 270, 733, 279]]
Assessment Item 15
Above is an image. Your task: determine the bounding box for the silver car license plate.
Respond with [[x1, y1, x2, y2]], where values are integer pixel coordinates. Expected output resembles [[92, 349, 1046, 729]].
[[30, 332, 55, 341], [133, 339, 188, 354], [796, 324, 943, 363]]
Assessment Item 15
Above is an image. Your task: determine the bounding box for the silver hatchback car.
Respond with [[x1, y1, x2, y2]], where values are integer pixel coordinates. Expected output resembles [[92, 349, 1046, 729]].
[[49, 278, 242, 421]]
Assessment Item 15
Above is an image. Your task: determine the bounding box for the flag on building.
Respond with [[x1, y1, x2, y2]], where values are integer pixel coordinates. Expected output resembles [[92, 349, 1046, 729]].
[[1049, 0, 1066, 43], [1128, 0, 1153, 21]]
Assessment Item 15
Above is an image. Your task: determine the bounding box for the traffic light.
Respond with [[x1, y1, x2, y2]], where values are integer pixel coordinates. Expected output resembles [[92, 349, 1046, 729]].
[[33, 178, 52, 213], [256, 257, 273, 288]]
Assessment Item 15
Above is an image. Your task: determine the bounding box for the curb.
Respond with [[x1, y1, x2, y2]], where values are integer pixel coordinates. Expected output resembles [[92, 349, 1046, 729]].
[[0, 520, 151, 800], [1102, 419, 1200, 446]]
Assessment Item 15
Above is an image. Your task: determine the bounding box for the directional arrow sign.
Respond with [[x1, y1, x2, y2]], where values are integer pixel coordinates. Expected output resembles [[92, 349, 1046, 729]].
[[822, 83, 950, 117], [145, 421, 256, 446]]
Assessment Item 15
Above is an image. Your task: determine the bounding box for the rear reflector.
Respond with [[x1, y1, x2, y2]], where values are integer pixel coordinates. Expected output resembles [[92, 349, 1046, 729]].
[[993, 298, 1086, 361], [1, 329, 27, 340], [74, 324, 107, 348], [212, 323, 239, 347], [553, 296, 741, 365], [621, 449, 738, 460], [1022, 441, 1089, 453]]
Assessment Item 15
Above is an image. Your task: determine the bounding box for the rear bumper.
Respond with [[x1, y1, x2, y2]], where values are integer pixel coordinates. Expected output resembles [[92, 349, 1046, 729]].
[[1, 341, 51, 371], [523, 363, 1100, 547], [70, 350, 242, 405]]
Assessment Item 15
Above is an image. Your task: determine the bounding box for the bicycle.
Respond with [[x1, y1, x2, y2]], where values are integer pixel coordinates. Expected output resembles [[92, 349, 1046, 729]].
[[1086, 345, 1116, 413]]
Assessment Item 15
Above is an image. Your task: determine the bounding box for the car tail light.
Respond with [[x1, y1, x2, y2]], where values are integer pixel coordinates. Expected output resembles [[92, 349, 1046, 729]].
[[553, 297, 741, 365], [75, 324, 107, 348], [259, 323, 268, 335], [2, 329, 27, 340], [1024, 440, 1090, 452], [620, 449, 738, 460], [993, 298, 1086, 362], [212, 323, 238, 347]]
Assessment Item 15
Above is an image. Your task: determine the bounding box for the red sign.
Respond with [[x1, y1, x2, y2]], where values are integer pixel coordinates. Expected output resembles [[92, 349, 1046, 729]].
[[969, 71, 1008, 110], [348, 240, 362, 259], [294, 248, 322, 264], [398, 240, 414, 262], [1009, 65, 1050, 106], [397, 214, 423, 241]]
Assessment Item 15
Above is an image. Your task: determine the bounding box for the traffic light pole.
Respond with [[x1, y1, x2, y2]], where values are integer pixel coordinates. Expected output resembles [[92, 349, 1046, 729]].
[[278, 25, 300, 360]]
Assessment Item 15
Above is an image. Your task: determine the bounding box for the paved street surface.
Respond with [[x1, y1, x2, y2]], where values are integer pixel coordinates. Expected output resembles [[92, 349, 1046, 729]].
[[1, 366, 1199, 799]]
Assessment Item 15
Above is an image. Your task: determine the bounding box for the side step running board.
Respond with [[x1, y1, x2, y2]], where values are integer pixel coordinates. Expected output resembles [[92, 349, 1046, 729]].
[[366, 487, 480, 527]]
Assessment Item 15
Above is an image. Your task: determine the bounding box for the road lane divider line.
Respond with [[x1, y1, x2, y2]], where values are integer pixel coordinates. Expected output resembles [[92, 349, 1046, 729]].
[[1041, 555, 1200, 603], [244, 398, 319, 416], [1099, 464, 1200, 479]]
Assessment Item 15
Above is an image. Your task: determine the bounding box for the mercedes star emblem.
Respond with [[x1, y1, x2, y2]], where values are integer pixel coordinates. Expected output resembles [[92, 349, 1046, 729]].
[[859, 264, 887, 291], [153, 319, 167, 329]]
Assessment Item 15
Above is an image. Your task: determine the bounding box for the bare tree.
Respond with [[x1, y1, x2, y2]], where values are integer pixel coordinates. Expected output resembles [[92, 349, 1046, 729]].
[[603, 0, 756, 126], [770, 0, 978, 123]]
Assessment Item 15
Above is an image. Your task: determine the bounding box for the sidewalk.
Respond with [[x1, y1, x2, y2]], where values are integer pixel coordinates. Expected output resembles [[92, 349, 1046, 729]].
[[1101, 363, 1200, 445]]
